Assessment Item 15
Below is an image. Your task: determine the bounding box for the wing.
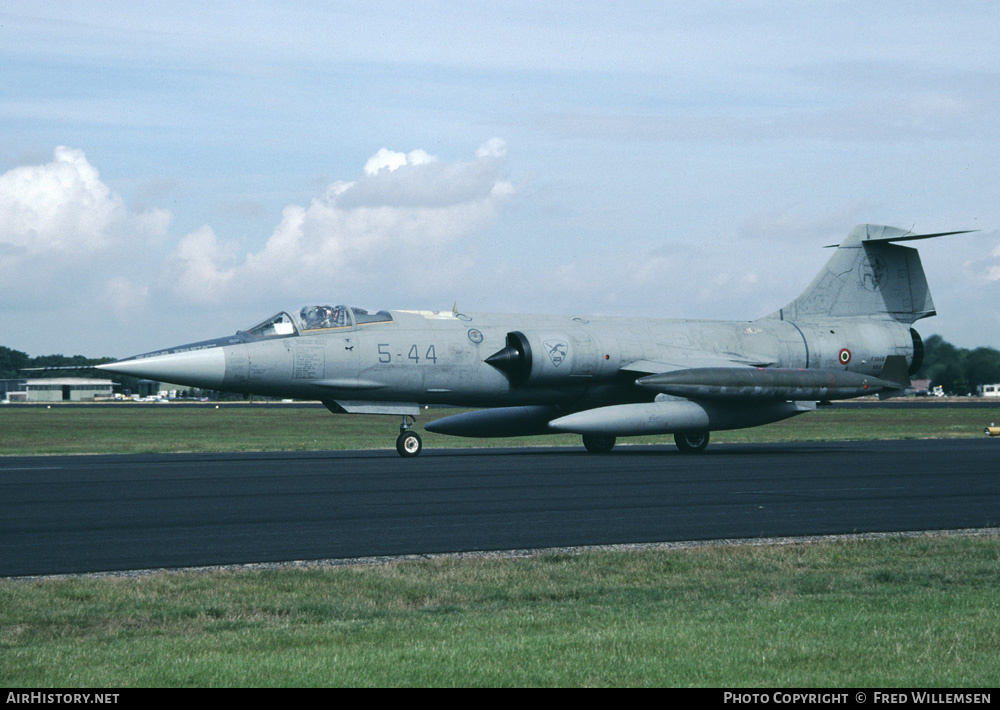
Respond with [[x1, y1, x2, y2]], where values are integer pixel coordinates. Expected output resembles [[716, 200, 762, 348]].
[[634, 365, 901, 401], [620, 356, 768, 377]]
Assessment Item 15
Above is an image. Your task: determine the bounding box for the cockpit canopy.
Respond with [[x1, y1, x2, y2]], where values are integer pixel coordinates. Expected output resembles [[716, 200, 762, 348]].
[[245, 305, 392, 339], [298, 304, 350, 331]]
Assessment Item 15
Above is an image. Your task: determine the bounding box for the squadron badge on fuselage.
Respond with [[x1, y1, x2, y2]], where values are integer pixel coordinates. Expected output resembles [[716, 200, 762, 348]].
[[544, 340, 568, 367]]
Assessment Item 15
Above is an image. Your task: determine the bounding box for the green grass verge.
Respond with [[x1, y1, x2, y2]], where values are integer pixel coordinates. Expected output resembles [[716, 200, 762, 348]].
[[2, 536, 998, 687], [2, 403, 999, 456]]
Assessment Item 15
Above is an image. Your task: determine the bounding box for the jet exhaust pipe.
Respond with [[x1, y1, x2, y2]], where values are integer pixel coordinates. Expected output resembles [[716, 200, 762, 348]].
[[909, 328, 924, 376], [636, 367, 900, 401]]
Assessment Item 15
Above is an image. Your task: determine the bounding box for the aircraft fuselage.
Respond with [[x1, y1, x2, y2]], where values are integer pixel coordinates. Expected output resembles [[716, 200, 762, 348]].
[[103, 308, 916, 410]]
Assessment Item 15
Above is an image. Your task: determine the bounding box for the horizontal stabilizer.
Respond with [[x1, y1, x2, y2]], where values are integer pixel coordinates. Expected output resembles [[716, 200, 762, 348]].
[[636, 366, 898, 401], [824, 226, 977, 247]]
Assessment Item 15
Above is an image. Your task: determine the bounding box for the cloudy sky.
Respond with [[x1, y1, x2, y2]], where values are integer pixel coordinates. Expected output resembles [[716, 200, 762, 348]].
[[2, 1, 998, 358]]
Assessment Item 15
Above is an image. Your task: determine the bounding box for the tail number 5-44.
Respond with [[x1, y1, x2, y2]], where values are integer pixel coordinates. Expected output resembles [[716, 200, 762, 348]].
[[378, 344, 438, 364]]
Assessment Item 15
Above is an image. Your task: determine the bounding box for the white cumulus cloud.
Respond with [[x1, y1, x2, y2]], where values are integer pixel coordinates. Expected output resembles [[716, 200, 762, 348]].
[[363, 148, 437, 176], [163, 139, 514, 306], [0, 146, 170, 305], [0, 147, 168, 257]]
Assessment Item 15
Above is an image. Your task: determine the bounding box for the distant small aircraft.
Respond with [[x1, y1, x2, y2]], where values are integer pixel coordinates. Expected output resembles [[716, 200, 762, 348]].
[[97, 224, 973, 456]]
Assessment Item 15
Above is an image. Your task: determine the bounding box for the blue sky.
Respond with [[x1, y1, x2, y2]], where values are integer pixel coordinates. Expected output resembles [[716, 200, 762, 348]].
[[2, 2, 998, 357]]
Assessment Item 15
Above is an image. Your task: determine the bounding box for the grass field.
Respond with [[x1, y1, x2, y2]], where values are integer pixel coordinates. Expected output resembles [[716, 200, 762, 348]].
[[2, 403, 998, 686], [2, 401, 998, 456], [1, 535, 998, 687]]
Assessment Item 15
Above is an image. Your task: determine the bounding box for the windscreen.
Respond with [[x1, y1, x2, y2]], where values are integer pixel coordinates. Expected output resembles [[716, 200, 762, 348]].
[[246, 312, 297, 338]]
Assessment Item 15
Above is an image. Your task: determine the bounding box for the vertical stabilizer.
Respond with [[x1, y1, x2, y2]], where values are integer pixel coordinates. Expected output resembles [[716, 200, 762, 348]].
[[766, 224, 972, 324]]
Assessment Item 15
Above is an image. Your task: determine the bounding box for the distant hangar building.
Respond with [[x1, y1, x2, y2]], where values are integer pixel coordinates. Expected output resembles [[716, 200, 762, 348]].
[[21, 378, 115, 402]]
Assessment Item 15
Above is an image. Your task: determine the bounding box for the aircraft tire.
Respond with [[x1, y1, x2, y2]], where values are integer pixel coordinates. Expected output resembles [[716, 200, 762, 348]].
[[582, 434, 616, 453], [674, 431, 710, 453], [396, 430, 423, 457]]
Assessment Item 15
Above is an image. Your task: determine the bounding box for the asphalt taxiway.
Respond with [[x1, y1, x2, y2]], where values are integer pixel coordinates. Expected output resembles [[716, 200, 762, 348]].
[[2, 439, 997, 577]]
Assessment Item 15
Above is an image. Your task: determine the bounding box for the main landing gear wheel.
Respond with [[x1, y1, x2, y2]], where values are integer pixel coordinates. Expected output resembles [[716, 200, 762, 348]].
[[396, 414, 422, 458], [582, 434, 617, 453], [396, 430, 422, 457], [674, 431, 710, 453]]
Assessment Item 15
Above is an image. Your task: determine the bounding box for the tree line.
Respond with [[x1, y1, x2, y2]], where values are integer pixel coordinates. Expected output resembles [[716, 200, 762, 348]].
[[0, 346, 141, 393], [915, 335, 1000, 396]]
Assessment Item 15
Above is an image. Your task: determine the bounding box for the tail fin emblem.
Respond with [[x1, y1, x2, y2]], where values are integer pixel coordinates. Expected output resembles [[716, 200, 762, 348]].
[[859, 255, 888, 292]]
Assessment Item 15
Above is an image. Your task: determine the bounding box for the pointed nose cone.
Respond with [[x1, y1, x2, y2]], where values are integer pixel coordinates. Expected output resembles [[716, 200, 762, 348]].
[[97, 347, 227, 390]]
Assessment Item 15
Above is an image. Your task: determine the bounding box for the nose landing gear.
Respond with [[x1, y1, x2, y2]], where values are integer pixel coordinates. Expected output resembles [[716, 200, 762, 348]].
[[396, 415, 422, 457]]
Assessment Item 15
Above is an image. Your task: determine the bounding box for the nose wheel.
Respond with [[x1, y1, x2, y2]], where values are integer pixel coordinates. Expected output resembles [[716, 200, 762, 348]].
[[396, 416, 422, 457]]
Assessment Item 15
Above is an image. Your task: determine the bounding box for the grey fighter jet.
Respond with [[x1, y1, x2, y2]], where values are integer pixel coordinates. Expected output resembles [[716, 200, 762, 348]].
[[97, 224, 972, 457]]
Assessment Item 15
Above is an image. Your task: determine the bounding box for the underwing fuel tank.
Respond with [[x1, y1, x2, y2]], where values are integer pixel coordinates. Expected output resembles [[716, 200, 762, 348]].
[[636, 367, 902, 401], [425, 405, 563, 438], [548, 398, 815, 437]]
